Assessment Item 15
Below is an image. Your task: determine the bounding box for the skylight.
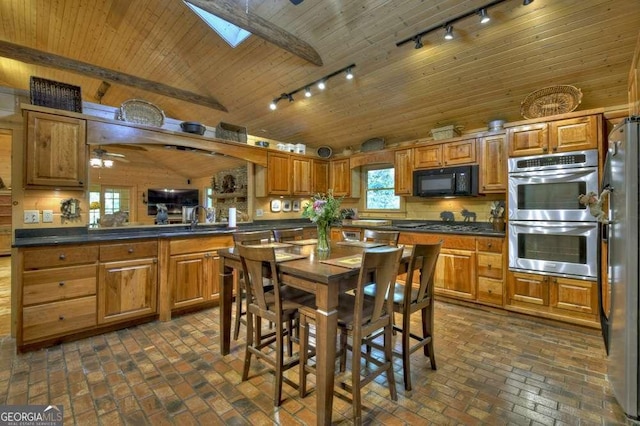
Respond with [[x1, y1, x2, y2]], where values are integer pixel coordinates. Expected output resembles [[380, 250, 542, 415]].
[[184, 2, 251, 48]]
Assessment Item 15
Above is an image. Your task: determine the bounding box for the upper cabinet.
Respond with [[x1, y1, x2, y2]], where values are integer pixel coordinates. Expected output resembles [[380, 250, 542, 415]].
[[25, 111, 87, 188], [479, 133, 507, 193], [413, 138, 477, 169], [394, 149, 413, 195], [312, 160, 329, 194], [256, 152, 327, 197], [507, 115, 600, 157], [330, 158, 351, 197], [266, 152, 291, 195]]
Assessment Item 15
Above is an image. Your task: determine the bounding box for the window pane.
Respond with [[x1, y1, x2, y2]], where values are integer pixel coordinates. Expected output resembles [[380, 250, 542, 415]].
[[365, 167, 400, 210], [367, 189, 400, 209]]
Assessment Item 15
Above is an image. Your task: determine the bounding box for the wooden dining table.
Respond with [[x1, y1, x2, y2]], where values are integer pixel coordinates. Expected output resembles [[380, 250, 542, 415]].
[[218, 240, 410, 426]]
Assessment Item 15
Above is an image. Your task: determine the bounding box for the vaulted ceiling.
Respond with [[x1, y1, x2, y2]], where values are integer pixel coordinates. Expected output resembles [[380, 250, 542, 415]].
[[0, 0, 638, 155]]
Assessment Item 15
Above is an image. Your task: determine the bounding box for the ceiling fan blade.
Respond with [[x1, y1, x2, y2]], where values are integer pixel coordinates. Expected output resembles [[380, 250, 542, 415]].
[[105, 152, 126, 158], [110, 144, 148, 151]]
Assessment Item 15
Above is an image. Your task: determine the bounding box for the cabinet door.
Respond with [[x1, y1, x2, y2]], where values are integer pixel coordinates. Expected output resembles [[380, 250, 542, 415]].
[[434, 249, 476, 300], [330, 159, 351, 196], [267, 152, 291, 195], [414, 145, 442, 169], [506, 271, 549, 309], [479, 134, 507, 193], [476, 252, 503, 279], [312, 160, 329, 194], [550, 276, 597, 316], [394, 149, 413, 195], [292, 157, 312, 196], [98, 258, 158, 324], [443, 139, 476, 166], [507, 123, 548, 157], [549, 115, 600, 153], [169, 252, 208, 309], [207, 252, 221, 300], [25, 111, 87, 188]]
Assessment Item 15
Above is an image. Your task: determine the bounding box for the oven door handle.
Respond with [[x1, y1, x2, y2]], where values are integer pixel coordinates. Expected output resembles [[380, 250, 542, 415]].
[[510, 220, 597, 229], [508, 167, 597, 181]]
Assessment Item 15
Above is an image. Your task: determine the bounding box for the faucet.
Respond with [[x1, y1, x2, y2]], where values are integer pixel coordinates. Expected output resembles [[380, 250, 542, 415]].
[[190, 205, 207, 231]]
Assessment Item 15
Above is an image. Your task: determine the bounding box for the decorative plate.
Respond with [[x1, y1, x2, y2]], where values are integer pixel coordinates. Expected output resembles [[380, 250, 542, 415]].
[[520, 85, 582, 119], [118, 99, 165, 126], [270, 199, 281, 212]]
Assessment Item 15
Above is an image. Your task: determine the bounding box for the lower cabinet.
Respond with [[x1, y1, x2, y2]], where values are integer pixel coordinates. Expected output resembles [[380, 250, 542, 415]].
[[476, 237, 504, 306], [506, 270, 598, 326], [435, 249, 476, 300]]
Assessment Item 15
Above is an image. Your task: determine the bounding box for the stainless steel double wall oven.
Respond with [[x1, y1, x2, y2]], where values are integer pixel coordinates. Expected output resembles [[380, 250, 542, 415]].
[[508, 149, 600, 279]]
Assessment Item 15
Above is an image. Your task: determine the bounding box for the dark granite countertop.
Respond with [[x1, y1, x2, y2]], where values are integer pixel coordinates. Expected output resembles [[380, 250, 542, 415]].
[[13, 219, 504, 248]]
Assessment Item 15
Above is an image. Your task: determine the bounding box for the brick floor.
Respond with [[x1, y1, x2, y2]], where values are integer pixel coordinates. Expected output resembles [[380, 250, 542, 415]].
[[0, 301, 629, 425]]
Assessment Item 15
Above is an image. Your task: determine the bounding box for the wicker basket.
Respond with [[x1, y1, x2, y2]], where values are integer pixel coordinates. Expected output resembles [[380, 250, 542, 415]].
[[430, 125, 461, 140], [117, 99, 165, 127], [29, 76, 82, 113], [216, 122, 247, 143], [521, 85, 582, 119]]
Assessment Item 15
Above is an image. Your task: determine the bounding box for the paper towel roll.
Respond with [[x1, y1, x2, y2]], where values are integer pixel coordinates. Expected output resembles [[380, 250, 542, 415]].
[[228, 207, 237, 228]]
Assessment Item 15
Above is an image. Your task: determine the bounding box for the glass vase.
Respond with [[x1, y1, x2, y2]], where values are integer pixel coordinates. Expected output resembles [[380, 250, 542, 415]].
[[316, 223, 330, 252]]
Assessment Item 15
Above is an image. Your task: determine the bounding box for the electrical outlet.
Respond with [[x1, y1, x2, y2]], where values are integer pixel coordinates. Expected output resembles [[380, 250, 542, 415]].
[[24, 210, 39, 224], [43, 210, 54, 223], [255, 209, 264, 217]]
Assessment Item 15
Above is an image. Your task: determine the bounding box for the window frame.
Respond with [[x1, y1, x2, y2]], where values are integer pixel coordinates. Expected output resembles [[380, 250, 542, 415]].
[[361, 165, 403, 213]]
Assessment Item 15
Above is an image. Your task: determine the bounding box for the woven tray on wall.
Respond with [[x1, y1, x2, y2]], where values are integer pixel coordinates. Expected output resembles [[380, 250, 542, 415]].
[[117, 99, 165, 127], [520, 85, 582, 119]]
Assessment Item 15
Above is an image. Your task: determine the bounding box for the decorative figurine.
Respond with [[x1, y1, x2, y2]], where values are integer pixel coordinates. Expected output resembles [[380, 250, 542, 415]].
[[578, 189, 610, 224], [156, 203, 169, 225], [440, 211, 455, 222], [461, 208, 476, 222]]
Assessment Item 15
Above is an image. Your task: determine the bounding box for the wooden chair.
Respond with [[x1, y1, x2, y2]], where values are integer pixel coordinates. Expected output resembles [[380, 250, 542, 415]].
[[232, 230, 274, 340], [299, 246, 402, 424], [273, 227, 304, 242], [364, 242, 442, 391], [363, 229, 400, 246], [237, 244, 314, 406]]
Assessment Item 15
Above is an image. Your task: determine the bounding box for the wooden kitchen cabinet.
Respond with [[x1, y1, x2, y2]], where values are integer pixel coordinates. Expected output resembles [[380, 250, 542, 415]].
[[413, 145, 442, 169], [479, 134, 507, 193], [267, 152, 291, 195], [508, 114, 600, 157], [312, 159, 329, 194], [435, 248, 476, 300], [330, 158, 351, 197], [549, 276, 598, 323], [168, 236, 231, 310], [507, 271, 549, 309], [292, 157, 312, 195], [442, 138, 476, 166], [98, 240, 158, 324], [476, 237, 504, 306], [0, 190, 10, 255], [24, 111, 87, 188], [19, 244, 99, 346], [394, 148, 413, 195]]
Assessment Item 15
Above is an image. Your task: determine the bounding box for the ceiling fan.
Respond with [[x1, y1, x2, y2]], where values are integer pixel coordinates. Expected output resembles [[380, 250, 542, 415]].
[[91, 147, 129, 168]]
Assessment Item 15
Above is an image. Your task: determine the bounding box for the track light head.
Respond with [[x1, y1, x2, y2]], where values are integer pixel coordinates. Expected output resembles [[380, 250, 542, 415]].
[[269, 99, 278, 110], [523, 0, 533, 5], [478, 9, 490, 24], [345, 67, 354, 80], [414, 35, 423, 49], [304, 87, 312, 97], [317, 80, 326, 90], [444, 25, 454, 40]]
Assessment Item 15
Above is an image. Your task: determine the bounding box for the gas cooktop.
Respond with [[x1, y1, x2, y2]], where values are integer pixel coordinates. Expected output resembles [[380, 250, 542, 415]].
[[395, 222, 493, 233]]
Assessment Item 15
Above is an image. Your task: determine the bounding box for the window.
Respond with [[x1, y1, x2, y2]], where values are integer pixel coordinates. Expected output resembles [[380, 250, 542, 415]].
[[365, 166, 400, 210], [184, 1, 251, 48], [89, 185, 132, 226]]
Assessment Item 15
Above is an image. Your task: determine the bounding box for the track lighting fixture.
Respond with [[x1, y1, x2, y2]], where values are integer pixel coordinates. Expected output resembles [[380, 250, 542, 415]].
[[268, 64, 355, 110], [414, 35, 423, 49], [396, 0, 532, 49], [479, 8, 490, 24], [444, 25, 454, 40]]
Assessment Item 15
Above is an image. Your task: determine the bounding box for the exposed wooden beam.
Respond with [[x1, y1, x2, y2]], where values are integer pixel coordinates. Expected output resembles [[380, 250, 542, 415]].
[[0, 40, 228, 112], [186, 0, 323, 66]]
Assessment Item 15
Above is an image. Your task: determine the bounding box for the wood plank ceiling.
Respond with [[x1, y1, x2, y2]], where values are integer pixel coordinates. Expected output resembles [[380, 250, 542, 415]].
[[0, 0, 638, 157]]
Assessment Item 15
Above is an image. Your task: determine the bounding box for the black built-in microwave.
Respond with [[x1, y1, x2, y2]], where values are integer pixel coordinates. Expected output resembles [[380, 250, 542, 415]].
[[413, 165, 479, 197]]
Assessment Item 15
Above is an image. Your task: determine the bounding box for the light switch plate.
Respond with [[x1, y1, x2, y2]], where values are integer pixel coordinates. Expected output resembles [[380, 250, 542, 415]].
[[24, 210, 39, 224], [255, 209, 264, 217], [42, 210, 54, 223]]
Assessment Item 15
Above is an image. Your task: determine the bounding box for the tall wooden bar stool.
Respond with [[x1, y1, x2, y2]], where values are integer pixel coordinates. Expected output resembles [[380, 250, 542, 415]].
[[299, 246, 402, 424], [364, 242, 442, 390], [273, 227, 304, 242], [237, 244, 314, 406], [232, 230, 274, 340], [363, 229, 400, 246]]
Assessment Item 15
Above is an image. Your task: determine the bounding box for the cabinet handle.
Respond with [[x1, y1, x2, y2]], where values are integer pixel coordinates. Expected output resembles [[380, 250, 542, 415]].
[[59, 254, 66, 260], [59, 282, 65, 287], [552, 147, 557, 152], [487, 242, 492, 248], [542, 147, 548, 152], [128, 248, 134, 254], [488, 289, 493, 294], [488, 264, 492, 270], [59, 315, 65, 321]]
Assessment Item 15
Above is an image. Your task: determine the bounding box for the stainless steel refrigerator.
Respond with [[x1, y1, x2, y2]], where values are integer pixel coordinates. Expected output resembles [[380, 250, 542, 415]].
[[604, 116, 640, 421]]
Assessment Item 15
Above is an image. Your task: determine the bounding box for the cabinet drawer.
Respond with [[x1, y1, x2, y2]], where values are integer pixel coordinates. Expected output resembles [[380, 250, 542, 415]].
[[476, 252, 503, 279], [23, 296, 97, 342], [477, 277, 503, 306], [23, 264, 97, 305], [23, 245, 99, 269], [100, 241, 158, 262], [477, 237, 502, 253]]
